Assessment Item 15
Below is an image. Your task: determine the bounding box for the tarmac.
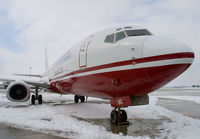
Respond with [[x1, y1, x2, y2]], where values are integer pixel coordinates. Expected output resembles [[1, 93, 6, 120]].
[[0, 123, 66, 139], [0, 88, 200, 138], [158, 98, 200, 119]]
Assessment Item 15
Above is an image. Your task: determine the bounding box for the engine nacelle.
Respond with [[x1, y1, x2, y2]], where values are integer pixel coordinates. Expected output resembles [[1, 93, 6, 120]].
[[6, 81, 31, 102]]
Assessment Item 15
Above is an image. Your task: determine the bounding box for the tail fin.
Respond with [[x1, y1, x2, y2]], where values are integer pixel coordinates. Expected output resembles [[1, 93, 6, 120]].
[[45, 46, 49, 71]]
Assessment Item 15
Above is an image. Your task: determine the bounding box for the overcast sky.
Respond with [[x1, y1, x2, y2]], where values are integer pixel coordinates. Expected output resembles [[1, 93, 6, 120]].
[[0, 0, 199, 86]]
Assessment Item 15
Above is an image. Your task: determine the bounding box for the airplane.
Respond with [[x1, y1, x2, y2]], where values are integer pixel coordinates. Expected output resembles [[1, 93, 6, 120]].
[[0, 25, 194, 124]]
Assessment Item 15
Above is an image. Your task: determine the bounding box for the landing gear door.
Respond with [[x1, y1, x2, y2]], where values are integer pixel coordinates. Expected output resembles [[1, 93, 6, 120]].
[[79, 35, 93, 68]]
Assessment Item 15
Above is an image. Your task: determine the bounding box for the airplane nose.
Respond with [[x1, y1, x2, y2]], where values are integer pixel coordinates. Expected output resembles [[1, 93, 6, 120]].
[[142, 36, 194, 89], [143, 36, 194, 59]]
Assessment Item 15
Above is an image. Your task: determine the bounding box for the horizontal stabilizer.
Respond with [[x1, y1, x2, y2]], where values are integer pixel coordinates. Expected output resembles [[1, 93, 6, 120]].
[[13, 74, 42, 78]]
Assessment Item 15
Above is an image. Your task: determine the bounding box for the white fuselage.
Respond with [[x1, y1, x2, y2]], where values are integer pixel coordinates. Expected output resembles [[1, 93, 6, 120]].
[[42, 25, 194, 99]]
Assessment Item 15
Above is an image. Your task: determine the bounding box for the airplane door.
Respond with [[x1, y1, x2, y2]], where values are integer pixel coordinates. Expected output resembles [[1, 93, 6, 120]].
[[79, 35, 93, 68]]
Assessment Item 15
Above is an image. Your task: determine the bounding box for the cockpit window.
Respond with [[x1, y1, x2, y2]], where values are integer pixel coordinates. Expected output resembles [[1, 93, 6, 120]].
[[125, 29, 151, 36], [115, 31, 126, 42], [124, 26, 132, 29], [116, 28, 122, 31], [104, 34, 114, 43]]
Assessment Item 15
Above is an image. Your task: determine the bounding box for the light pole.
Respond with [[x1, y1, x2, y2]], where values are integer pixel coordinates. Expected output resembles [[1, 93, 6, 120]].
[[29, 66, 32, 79]]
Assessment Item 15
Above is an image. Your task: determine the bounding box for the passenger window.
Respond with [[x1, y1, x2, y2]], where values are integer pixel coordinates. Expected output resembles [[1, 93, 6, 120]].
[[104, 34, 114, 43], [115, 31, 126, 42]]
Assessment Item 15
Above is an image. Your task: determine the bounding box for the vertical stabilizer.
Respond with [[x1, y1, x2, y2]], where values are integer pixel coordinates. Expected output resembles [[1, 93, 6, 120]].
[[45, 46, 49, 71]]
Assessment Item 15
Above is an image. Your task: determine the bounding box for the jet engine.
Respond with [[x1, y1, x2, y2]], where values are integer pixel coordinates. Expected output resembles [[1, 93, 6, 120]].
[[6, 81, 31, 102]]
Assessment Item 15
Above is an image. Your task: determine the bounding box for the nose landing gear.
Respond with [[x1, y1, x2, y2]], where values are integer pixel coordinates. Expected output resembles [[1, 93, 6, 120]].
[[110, 108, 128, 125], [74, 95, 85, 103], [111, 79, 129, 125]]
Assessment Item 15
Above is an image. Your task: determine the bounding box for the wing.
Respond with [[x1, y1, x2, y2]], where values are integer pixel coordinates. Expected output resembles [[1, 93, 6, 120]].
[[13, 74, 43, 78], [0, 76, 50, 89], [24, 80, 50, 88]]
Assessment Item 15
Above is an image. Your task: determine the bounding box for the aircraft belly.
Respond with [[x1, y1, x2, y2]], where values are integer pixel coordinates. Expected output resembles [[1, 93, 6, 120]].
[[50, 63, 191, 98]]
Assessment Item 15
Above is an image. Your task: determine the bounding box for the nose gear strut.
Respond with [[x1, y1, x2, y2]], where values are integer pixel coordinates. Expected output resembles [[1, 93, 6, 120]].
[[111, 79, 129, 125]]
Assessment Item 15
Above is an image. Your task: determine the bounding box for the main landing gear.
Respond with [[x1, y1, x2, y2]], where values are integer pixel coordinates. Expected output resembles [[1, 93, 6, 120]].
[[74, 95, 85, 103], [31, 87, 43, 105], [110, 108, 128, 124]]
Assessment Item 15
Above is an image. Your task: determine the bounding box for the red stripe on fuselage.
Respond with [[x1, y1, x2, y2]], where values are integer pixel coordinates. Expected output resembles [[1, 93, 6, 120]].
[[140, 52, 194, 63], [50, 52, 194, 81]]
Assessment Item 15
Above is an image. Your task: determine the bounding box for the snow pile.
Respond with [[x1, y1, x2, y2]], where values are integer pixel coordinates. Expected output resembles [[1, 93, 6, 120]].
[[0, 93, 149, 139]]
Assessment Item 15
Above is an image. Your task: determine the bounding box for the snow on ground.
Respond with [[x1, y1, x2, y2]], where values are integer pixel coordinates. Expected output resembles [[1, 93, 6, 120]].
[[0, 91, 200, 139], [145, 97, 200, 139], [0, 92, 149, 139]]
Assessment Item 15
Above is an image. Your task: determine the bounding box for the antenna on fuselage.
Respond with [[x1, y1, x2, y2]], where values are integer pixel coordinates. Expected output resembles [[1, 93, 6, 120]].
[[45, 46, 49, 71]]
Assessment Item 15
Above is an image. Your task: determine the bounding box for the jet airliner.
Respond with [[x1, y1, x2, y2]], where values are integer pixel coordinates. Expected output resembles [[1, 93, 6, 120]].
[[0, 25, 194, 124]]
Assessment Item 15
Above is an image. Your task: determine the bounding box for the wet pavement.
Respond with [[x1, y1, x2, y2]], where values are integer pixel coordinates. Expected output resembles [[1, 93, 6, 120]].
[[0, 123, 66, 139], [157, 98, 200, 119], [76, 117, 171, 138]]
